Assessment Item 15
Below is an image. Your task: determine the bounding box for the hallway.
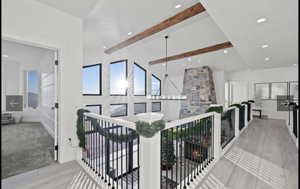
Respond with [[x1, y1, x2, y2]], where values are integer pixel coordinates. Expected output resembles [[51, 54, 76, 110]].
[[196, 118, 298, 189]]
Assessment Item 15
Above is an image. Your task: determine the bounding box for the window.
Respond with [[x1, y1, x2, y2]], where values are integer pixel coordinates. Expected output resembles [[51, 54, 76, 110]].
[[27, 71, 39, 109], [289, 82, 298, 100], [134, 103, 147, 114], [85, 104, 102, 115], [151, 75, 161, 96], [110, 60, 127, 95], [152, 102, 161, 112], [255, 83, 270, 99], [133, 63, 146, 96], [83, 64, 101, 95], [271, 82, 288, 99], [110, 104, 127, 117]]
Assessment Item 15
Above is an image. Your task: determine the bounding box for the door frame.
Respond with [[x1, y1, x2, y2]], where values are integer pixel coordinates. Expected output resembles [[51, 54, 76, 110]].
[[2, 35, 61, 162]]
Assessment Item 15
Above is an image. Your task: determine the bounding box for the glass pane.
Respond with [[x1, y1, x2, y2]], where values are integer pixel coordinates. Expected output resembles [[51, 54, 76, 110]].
[[290, 82, 298, 100], [134, 64, 146, 95], [271, 83, 288, 99], [85, 105, 101, 115], [151, 75, 161, 96], [255, 83, 269, 99], [83, 65, 100, 95], [110, 61, 127, 95], [152, 102, 161, 112], [28, 71, 39, 108], [134, 103, 146, 114], [110, 104, 127, 117]]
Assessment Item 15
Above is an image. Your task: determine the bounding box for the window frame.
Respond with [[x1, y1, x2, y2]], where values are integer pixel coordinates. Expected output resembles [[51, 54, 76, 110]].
[[25, 70, 40, 109], [110, 60, 128, 96], [82, 63, 102, 96], [110, 103, 128, 117], [254, 81, 290, 100], [288, 81, 298, 100], [85, 104, 102, 115], [151, 102, 162, 112], [133, 63, 147, 96], [151, 74, 161, 96], [134, 102, 147, 115]]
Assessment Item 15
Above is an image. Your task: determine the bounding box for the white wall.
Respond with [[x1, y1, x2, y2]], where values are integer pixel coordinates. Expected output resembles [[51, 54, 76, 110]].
[[1, 60, 21, 111], [227, 66, 298, 120], [2, 0, 83, 163]]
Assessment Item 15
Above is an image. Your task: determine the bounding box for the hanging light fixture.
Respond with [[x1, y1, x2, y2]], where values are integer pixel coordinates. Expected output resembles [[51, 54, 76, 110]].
[[147, 35, 187, 100]]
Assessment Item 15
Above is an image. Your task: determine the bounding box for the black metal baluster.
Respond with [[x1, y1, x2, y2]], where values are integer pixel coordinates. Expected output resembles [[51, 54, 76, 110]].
[[104, 121, 108, 184], [137, 134, 140, 189], [116, 125, 119, 189], [183, 123, 187, 188], [192, 121, 196, 181], [83, 116, 86, 163], [121, 127, 124, 189], [211, 116, 213, 162], [126, 128, 128, 189], [187, 122, 190, 186], [212, 116, 214, 160], [160, 131, 162, 189], [112, 124, 115, 189], [108, 122, 112, 187], [101, 120, 104, 180], [171, 128, 174, 187], [197, 119, 200, 175], [175, 126, 178, 188], [204, 118, 208, 168], [131, 132, 134, 189], [89, 119, 91, 168], [180, 126, 183, 189]]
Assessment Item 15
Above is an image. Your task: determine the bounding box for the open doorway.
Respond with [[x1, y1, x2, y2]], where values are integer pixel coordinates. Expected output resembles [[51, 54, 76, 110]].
[[1, 39, 59, 179]]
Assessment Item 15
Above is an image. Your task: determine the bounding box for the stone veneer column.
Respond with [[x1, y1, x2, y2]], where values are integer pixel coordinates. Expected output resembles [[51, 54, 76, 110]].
[[179, 66, 217, 118]]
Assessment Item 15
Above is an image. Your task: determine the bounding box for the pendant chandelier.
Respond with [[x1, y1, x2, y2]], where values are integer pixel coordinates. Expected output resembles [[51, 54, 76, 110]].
[[147, 35, 187, 100]]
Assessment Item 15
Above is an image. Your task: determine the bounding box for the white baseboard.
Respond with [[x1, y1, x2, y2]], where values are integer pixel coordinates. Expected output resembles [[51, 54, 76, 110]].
[[286, 123, 298, 149]]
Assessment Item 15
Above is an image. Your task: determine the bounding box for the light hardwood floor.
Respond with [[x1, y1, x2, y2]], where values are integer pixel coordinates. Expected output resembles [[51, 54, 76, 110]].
[[1, 161, 81, 189], [196, 118, 298, 189]]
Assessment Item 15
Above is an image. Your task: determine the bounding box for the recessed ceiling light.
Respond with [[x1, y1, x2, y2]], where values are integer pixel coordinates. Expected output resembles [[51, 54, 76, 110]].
[[127, 32, 132, 35], [175, 4, 182, 9], [262, 44, 269, 48], [103, 46, 106, 49], [2, 54, 8, 58], [264, 57, 270, 61], [257, 17, 267, 23], [223, 50, 228, 54], [293, 64, 297, 66], [188, 57, 192, 62]]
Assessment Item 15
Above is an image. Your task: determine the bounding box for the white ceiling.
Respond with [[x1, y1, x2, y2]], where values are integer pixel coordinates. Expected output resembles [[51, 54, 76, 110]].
[[35, 0, 100, 18], [34, 0, 298, 72], [1, 39, 53, 68], [200, 0, 298, 70]]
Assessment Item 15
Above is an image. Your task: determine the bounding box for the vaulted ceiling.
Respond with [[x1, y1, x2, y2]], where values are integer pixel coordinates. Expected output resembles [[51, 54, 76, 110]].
[[33, 0, 298, 72]]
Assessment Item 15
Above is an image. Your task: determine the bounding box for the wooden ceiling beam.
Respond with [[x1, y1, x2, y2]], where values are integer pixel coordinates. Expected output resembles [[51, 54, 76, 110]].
[[104, 3, 206, 54], [149, 41, 233, 65]]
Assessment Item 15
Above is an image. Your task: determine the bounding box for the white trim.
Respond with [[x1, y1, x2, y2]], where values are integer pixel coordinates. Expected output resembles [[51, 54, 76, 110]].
[[164, 112, 215, 130], [84, 112, 136, 130]]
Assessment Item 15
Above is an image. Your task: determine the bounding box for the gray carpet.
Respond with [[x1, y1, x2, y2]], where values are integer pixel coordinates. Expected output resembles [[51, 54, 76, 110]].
[[1, 122, 55, 179]]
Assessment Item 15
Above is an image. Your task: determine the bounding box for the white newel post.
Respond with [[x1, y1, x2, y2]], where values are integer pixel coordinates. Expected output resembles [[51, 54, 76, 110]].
[[234, 107, 240, 138], [249, 102, 254, 121], [213, 112, 221, 161], [139, 132, 161, 189], [244, 105, 248, 128]]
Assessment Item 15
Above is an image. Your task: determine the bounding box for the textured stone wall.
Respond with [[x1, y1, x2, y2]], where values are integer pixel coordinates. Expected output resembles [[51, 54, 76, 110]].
[[179, 66, 217, 118]]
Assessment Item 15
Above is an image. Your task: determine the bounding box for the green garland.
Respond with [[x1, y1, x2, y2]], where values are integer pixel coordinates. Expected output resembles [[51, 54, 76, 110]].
[[206, 106, 223, 114], [76, 109, 90, 149], [136, 120, 165, 138], [76, 109, 167, 149]]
